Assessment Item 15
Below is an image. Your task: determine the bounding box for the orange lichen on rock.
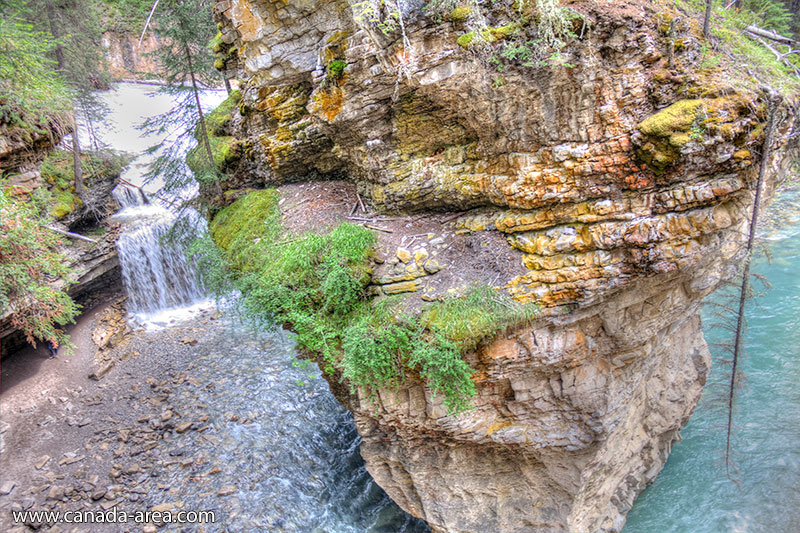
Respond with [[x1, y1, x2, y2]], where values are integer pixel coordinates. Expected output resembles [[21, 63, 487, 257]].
[[309, 85, 344, 122]]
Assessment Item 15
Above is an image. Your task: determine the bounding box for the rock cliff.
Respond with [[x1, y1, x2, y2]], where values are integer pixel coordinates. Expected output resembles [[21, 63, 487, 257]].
[[101, 31, 163, 81], [211, 0, 799, 531]]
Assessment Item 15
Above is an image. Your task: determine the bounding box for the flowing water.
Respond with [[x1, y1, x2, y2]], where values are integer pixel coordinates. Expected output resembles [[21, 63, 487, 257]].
[[623, 188, 800, 533], [156, 313, 428, 532], [95, 83, 426, 531], [95, 83, 800, 533], [111, 183, 205, 316]]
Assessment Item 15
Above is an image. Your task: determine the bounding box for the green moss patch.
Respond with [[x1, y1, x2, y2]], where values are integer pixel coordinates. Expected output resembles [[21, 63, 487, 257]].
[[638, 99, 704, 139], [636, 99, 705, 174], [457, 30, 475, 48], [200, 90, 241, 137], [186, 135, 240, 176], [449, 5, 472, 21], [40, 149, 126, 219], [188, 91, 243, 178], [423, 285, 538, 352], [50, 189, 81, 219], [327, 60, 347, 81]]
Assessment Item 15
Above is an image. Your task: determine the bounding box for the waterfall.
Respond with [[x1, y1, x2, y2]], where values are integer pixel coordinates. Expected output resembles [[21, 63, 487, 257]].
[[111, 183, 205, 316], [112, 183, 148, 208]]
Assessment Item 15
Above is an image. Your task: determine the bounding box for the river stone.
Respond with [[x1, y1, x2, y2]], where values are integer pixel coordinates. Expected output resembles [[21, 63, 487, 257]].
[[175, 422, 193, 434], [0, 481, 15, 496], [217, 485, 237, 497]]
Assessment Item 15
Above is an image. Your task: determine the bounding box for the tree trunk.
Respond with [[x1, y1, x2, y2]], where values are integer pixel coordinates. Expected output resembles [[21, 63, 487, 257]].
[[223, 76, 232, 95], [46, 1, 65, 71], [703, 0, 713, 39], [725, 88, 782, 478], [183, 41, 223, 197], [72, 118, 85, 205], [668, 18, 678, 70]]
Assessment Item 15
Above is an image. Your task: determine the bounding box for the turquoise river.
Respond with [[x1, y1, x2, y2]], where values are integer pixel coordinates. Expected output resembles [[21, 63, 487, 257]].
[[624, 188, 800, 533]]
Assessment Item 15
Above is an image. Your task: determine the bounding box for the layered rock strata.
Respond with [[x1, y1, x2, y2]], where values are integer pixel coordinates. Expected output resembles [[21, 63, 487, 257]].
[[212, 0, 799, 531]]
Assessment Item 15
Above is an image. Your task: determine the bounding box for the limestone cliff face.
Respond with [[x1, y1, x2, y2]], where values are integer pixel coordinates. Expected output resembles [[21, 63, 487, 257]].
[[100, 31, 163, 81], [213, 0, 799, 531]]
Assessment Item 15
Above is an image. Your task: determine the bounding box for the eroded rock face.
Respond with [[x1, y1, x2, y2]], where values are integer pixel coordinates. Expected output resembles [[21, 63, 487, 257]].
[[100, 31, 163, 81], [213, 0, 799, 531]]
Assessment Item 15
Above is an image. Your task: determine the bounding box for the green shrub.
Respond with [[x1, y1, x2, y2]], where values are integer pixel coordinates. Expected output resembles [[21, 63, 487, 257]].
[[327, 60, 347, 81], [209, 190, 537, 414]]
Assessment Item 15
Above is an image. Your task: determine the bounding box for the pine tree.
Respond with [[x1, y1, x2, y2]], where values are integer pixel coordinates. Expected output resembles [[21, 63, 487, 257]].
[[40, 0, 111, 214], [139, 0, 223, 200], [0, 188, 79, 355], [0, 3, 72, 126]]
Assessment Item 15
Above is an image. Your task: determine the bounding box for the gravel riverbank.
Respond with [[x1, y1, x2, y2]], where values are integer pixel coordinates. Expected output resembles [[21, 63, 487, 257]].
[[0, 304, 425, 533]]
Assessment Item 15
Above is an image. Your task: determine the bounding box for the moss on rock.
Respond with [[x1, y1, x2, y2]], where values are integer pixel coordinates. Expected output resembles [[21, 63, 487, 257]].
[[457, 31, 475, 48], [450, 5, 472, 22], [638, 99, 704, 138], [210, 188, 279, 269], [188, 90, 244, 176], [50, 189, 81, 219], [39, 149, 125, 219], [636, 99, 705, 174]]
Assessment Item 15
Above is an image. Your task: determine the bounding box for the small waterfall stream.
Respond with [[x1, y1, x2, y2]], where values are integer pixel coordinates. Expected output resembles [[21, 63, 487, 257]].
[[94, 83, 425, 532], [111, 183, 205, 318]]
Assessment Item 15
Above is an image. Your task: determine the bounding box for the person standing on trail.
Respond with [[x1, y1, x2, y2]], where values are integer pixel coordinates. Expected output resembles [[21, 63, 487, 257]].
[[45, 327, 62, 358], [46, 339, 58, 358]]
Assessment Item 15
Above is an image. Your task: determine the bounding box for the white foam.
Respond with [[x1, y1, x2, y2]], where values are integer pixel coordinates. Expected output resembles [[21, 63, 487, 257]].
[[129, 299, 216, 331]]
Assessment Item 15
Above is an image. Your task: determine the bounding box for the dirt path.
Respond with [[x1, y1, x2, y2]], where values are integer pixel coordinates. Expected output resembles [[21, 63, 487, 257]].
[[1, 300, 111, 429], [0, 302, 227, 533]]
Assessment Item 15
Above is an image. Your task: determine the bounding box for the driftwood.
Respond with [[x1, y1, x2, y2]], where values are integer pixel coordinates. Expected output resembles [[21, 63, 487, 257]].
[[364, 224, 393, 233], [119, 177, 143, 189], [47, 226, 97, 243]]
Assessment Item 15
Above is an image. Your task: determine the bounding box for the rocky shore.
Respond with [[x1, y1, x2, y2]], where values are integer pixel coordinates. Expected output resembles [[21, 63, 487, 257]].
[[0, 300, 421, 533], [1, 305, 254, 533]]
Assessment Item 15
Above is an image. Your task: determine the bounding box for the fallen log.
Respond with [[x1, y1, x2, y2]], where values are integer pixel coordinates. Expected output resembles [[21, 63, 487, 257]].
[[745, 25, 798, 45], [47, 226, 97, 243]]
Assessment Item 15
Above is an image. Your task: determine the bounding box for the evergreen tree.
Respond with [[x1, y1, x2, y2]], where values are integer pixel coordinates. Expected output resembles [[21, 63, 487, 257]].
[[140, 0, 223, 200], [38, 0, 111, 213], [0, 187, 79, 355], [0, 3, 72, 127]]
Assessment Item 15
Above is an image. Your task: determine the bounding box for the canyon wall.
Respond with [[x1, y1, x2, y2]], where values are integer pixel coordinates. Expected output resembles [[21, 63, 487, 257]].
[[101, 31, 163, 81], [212, 0, 799, 531]]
